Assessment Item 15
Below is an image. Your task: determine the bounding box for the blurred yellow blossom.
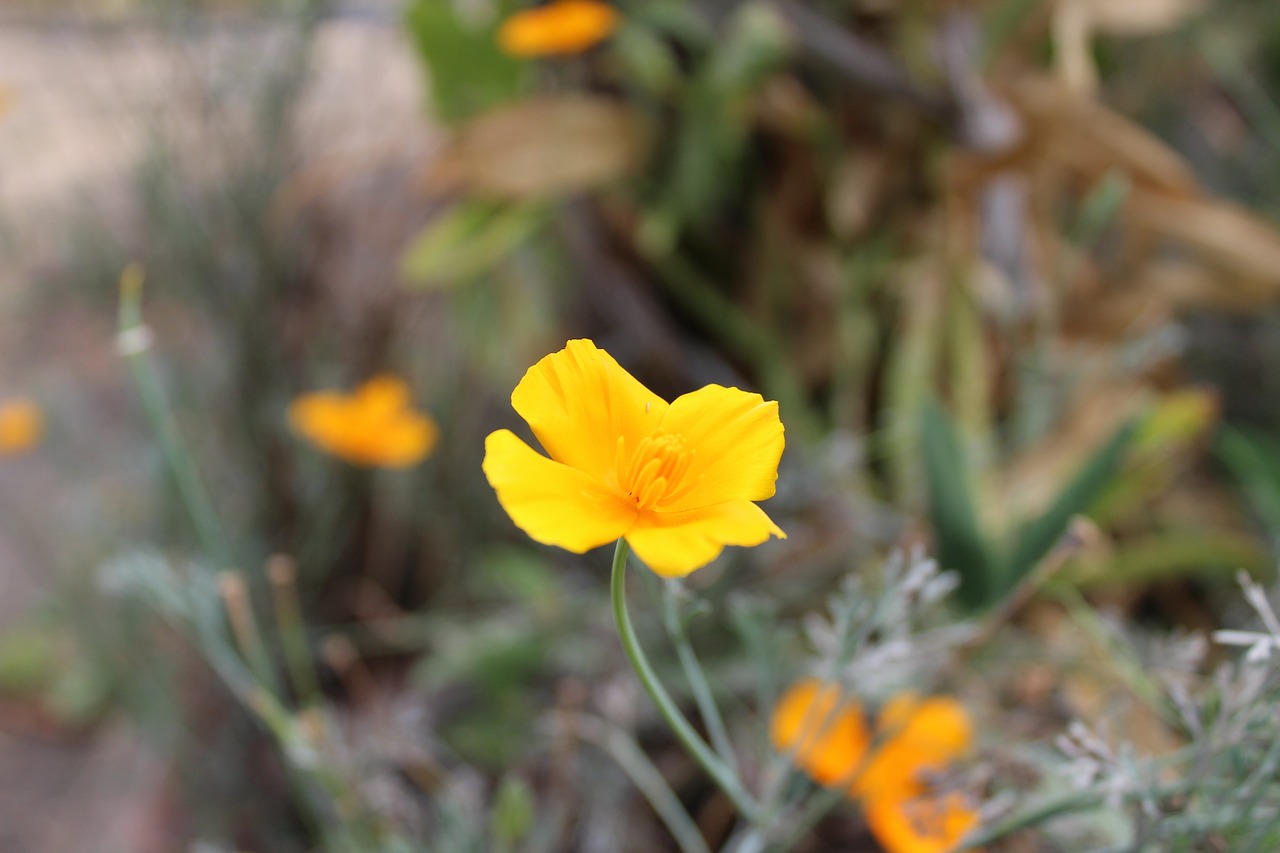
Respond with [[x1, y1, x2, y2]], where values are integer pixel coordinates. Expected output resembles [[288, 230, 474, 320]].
[[770, 680, 982, 853], [497, 0, 619, 58], [482, 339, 785, 577], [289, 376, 438, 468], [0, 398, 42, 454]]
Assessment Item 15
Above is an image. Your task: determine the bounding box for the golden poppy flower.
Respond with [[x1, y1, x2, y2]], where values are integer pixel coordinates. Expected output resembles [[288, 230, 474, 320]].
[[770, 678, 870, 785], [0, 398, 42, 454], [289, 376, 438, 468], [482, 339, 785, 577], [863, 789, 982, 853], [770, 681, 982, 853], [498, 0, 620, 57]]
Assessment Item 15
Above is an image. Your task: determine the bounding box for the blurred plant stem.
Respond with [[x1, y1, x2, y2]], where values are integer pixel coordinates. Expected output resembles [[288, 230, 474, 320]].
[[269, 553, 323, 707], [117, 264, 281, 702], [565, 712, 712, 853], [662, 579, 739, 775], [610, 539, 763, 824], [117, 263, 235, 571]]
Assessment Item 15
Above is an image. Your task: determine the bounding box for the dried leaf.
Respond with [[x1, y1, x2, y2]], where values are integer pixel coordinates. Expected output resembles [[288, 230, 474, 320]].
[[827, 150, 891, 241], [427, 95, 647, 200], [1128, 190, 1280, 287], [1073, 0, 1203, 35], [1006, 77, 1198, 194]]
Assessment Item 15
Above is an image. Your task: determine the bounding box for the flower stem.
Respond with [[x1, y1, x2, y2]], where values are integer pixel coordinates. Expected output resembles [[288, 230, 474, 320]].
[[610, 539, 761, 823], [661, 579, 739, 775]]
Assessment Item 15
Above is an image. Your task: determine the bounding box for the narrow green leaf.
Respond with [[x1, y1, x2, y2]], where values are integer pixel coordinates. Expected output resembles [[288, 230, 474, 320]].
[[1002, 419, 1139, 597], [399, 200, 545, 289], [921, 399, 997, 609], [1217, 426, 1280, 537], [1057, 528, 1271, 590]]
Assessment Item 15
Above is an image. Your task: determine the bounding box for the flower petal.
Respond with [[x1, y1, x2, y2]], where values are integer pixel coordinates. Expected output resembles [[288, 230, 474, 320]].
[[771, 679, 870, 786], [368, 413, 439, 468], [855, 695, 974, 800], [498, 0, 620, 57], [512, 339, 668, 484], [483, 428, 637, 552], [289, 393, 351, 447], [0, 398, 43, 454], [655, 384, 784, 510], [356, 375, 412, 416], [625, 500, 784, 577], [863, 790, 982, 853]]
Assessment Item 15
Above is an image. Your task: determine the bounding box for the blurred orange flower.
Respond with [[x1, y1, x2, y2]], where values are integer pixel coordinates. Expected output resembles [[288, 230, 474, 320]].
[[0, 398, 42, 454], [289, 376, 438, 468], [482, 339, 785, 577], [497, 0, 620, 57], [770, 680, 982, 853], [770, 678, 870, 785], [855, 693, 974, 800], [864, 789, 982, 853]]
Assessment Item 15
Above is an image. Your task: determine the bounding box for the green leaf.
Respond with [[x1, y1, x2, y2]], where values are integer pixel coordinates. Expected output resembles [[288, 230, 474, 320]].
[[490, 774, 536, 847], [705, 2, 792, 93], [1217, 425, 1280, 537], [1058, 528, 1271, 590], [0, 625, 58, 694], [652, 1, 791, 229], [404, 0, 525, 123], [921, 399, 998, 609], [399, 200, 545, 289], [613, 24, 682, 96], [1072, 170, 1130, 246], [1002, 418, 1139, 596]]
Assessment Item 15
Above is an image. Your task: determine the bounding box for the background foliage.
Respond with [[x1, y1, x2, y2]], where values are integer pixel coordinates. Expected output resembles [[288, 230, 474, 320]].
[[3, 0, 1280, 850]]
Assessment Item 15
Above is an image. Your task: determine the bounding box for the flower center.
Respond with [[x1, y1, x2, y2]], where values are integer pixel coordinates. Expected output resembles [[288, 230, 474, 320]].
[[615, 432, 695, 511]]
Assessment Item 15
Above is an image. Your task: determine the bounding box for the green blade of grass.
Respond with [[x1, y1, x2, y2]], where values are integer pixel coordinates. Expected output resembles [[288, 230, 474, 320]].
[[921, 399, 997, 609], [1217, 425, 1280, 537], [1001, 418, 1139, 599]]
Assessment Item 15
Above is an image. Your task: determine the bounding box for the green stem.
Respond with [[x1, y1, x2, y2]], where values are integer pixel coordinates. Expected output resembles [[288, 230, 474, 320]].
[[764, 786, 848, 853], [117, 266, 235, 571], [960, 778, 1196, 852], [610, 539, 761, 823], [957, 789, 1104, 849], [569, 713, 713, 853], [661, 579, 739, 775]]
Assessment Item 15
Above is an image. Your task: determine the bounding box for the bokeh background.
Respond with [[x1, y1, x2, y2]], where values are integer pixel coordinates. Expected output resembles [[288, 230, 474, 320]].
[[4, 0, 1280, 850]]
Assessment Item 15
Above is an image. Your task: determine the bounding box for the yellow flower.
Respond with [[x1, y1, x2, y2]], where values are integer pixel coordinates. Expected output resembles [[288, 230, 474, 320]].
[[497, 0, 620, 58], [0, 398, 42, 454], [863, 789, 982, 853], [482, 339, 785, 577], [289, 376, 438, 468], [770, 681, 982, 853], [770, 678, 870, 785]]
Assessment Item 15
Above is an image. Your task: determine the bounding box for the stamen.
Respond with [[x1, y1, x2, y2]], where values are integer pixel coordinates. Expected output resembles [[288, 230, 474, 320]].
[[615, 431, 694, 511]]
